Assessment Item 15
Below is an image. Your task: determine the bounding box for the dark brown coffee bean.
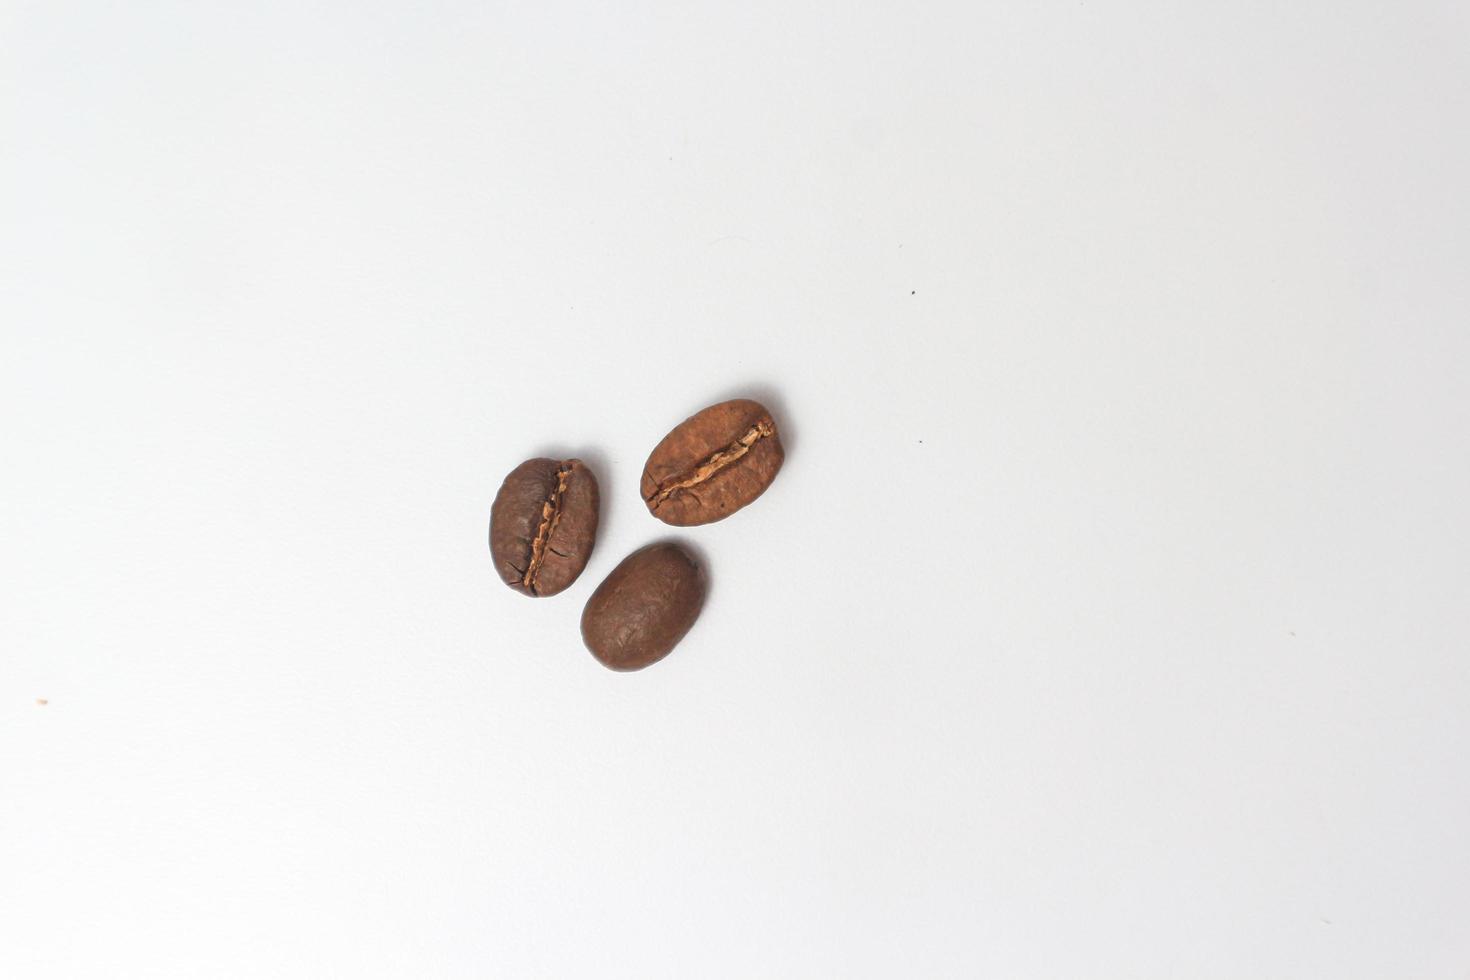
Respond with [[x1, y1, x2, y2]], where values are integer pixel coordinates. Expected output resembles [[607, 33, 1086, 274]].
[[581, 542, 706, 671], [489, 457, 599, 597], [641, 398, 784, 526]]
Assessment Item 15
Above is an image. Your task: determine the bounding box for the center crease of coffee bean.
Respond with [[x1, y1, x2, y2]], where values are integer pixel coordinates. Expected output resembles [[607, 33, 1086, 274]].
[[523, 463, 572, 591], [646, 420, 773, 508]]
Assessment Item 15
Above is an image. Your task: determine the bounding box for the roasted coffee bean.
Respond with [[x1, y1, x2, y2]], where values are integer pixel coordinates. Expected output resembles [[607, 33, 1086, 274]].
[[581, 542, 706, 671], [641, 398, 784, 526], [489, 458, 599, 597]]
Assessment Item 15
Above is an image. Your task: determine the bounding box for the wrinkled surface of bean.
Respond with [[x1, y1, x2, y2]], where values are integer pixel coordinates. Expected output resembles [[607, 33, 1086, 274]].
[[489, 457, 599, 597], [641, 398, 784, 526], [581, 542, 706, 671]]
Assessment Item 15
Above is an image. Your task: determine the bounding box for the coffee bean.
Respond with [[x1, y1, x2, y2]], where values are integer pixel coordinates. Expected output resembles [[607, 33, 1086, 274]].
[[581, 542, 706, 671], [489, 458, 599, 597], [641, 398, 784, 526]]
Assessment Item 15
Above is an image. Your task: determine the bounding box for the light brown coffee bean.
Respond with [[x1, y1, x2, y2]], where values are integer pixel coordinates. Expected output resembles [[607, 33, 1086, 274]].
[[489, 457, 599, 597], [580, 542, 706, 671], [641, 398, 784, 526]]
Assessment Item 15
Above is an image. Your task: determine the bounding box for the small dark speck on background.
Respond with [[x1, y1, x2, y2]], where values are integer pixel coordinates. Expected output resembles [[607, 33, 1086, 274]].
[[910, 290, 916, 295]]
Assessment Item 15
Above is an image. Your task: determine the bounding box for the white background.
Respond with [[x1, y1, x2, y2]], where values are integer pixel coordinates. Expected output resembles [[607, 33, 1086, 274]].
[[3, 2, 1468, 977]]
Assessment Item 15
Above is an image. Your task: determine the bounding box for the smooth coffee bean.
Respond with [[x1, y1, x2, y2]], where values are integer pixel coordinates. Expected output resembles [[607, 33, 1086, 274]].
[[489, 458, 599, 597], [641, 398, 784, 526], [581, 542, 706, 671]]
